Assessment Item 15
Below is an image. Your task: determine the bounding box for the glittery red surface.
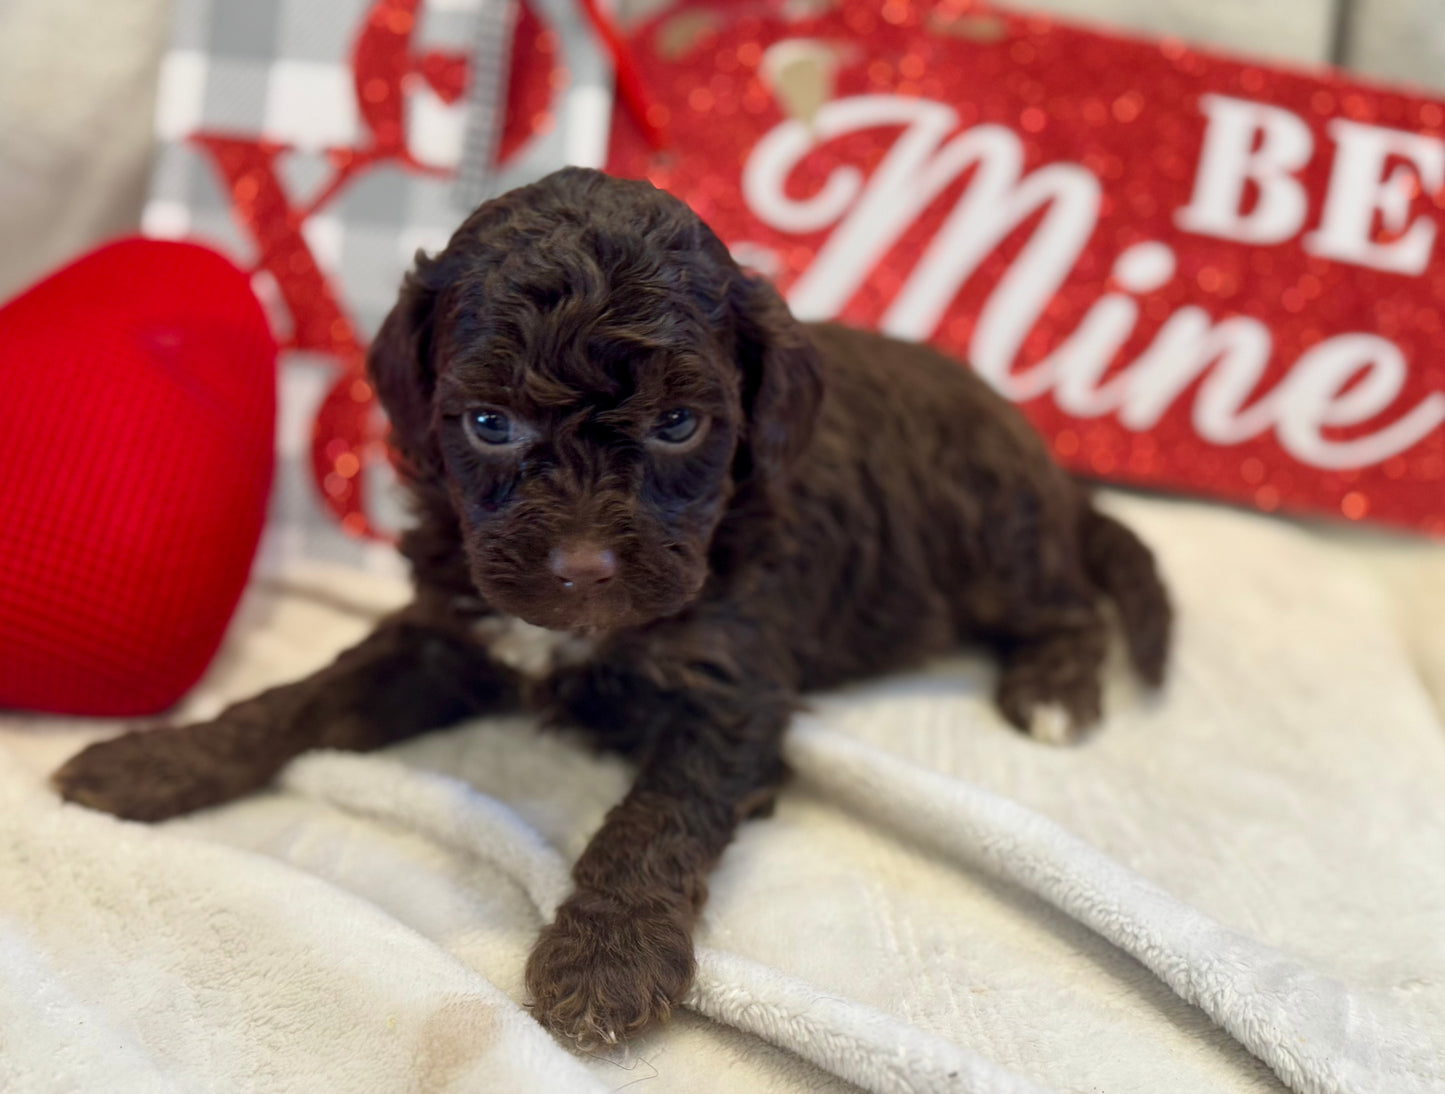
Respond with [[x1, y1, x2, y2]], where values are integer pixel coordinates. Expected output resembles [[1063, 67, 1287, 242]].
[[609, 0, 1445, 534]]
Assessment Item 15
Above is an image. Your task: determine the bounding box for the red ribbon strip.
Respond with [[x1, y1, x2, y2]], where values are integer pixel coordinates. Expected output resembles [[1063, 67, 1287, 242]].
[[577, 0, 669, 150]]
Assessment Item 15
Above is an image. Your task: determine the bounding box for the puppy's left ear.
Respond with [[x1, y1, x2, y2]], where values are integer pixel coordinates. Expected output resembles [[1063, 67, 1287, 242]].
[[731, 274, 824, 485], [369, 256, 444, 477]]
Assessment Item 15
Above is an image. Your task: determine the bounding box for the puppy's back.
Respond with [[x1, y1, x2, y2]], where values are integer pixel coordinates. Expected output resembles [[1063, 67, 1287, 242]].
[[741, 322, 1085, 683], [800, 321, 1072, 505]]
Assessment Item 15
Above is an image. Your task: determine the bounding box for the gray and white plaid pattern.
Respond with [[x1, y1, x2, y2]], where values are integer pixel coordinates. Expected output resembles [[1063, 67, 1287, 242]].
[[144, 0, 616, 576]]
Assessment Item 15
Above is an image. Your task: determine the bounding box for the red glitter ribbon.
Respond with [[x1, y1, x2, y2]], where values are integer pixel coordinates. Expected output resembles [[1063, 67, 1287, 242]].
[[578, 0, 669, 149]]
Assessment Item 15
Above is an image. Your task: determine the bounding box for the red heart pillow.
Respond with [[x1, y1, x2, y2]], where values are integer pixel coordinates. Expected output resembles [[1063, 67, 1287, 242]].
[[0, 239, 276, 716]]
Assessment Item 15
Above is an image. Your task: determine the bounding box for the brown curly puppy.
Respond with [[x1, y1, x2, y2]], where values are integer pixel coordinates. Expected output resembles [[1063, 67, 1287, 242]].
[[54, 167, 1171, 1046]]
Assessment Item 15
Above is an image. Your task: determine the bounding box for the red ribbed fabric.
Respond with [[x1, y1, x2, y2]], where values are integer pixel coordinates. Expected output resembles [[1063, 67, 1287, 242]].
[[0, 238, 276, 716]]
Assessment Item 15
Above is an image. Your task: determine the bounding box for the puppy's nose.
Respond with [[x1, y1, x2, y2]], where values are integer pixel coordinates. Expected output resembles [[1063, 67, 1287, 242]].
[[548, 543, 618, 589]]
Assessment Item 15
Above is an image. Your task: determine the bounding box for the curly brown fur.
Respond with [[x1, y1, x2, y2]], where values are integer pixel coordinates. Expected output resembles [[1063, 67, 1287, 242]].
[[53, 167, 1171, 1044]]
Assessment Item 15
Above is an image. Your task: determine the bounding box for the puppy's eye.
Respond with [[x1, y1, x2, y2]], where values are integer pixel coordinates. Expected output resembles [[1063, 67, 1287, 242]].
[[651, 408, 701, 446], [467, 409, 514, 447]]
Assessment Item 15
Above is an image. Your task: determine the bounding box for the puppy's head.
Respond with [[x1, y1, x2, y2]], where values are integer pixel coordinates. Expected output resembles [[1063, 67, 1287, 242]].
[[369, 168, 823, 633]]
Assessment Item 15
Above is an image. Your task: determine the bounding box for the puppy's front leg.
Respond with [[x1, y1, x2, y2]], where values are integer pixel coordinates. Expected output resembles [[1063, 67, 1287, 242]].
[[527, 642, 790, 1045], [54, 592, 521, 821]]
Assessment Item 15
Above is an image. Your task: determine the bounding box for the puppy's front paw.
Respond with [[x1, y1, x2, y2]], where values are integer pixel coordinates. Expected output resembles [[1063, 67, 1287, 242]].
[[53, 711, 285, 821], [54, 727, 216, 820], [525, 890, 694, 1046]]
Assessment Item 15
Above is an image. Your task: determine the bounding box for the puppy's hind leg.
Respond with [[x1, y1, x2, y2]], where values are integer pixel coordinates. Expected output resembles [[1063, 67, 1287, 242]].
[[992, 601, 1109, 745], [53, 593, 522, 821]]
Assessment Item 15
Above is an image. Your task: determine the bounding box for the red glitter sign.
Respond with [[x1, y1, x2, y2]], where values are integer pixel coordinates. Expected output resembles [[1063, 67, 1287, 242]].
[[608, 1, 1445, 533]]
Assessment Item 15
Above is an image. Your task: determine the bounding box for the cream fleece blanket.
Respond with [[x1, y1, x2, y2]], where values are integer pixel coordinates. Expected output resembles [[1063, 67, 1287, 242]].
[[3, 492, 1444, 1094]]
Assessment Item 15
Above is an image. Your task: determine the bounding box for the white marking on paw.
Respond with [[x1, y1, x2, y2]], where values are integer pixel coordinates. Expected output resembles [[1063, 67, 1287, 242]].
[[1028, 702, 1075, 746]]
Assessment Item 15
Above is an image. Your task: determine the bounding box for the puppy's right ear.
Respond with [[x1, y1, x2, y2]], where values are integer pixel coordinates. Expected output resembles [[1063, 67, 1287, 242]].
[[368, 256, 444, 476]]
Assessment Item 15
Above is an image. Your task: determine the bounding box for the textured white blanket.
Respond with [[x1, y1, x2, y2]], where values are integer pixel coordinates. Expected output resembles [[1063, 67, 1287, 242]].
[[3, 493, 1444, 1094]]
